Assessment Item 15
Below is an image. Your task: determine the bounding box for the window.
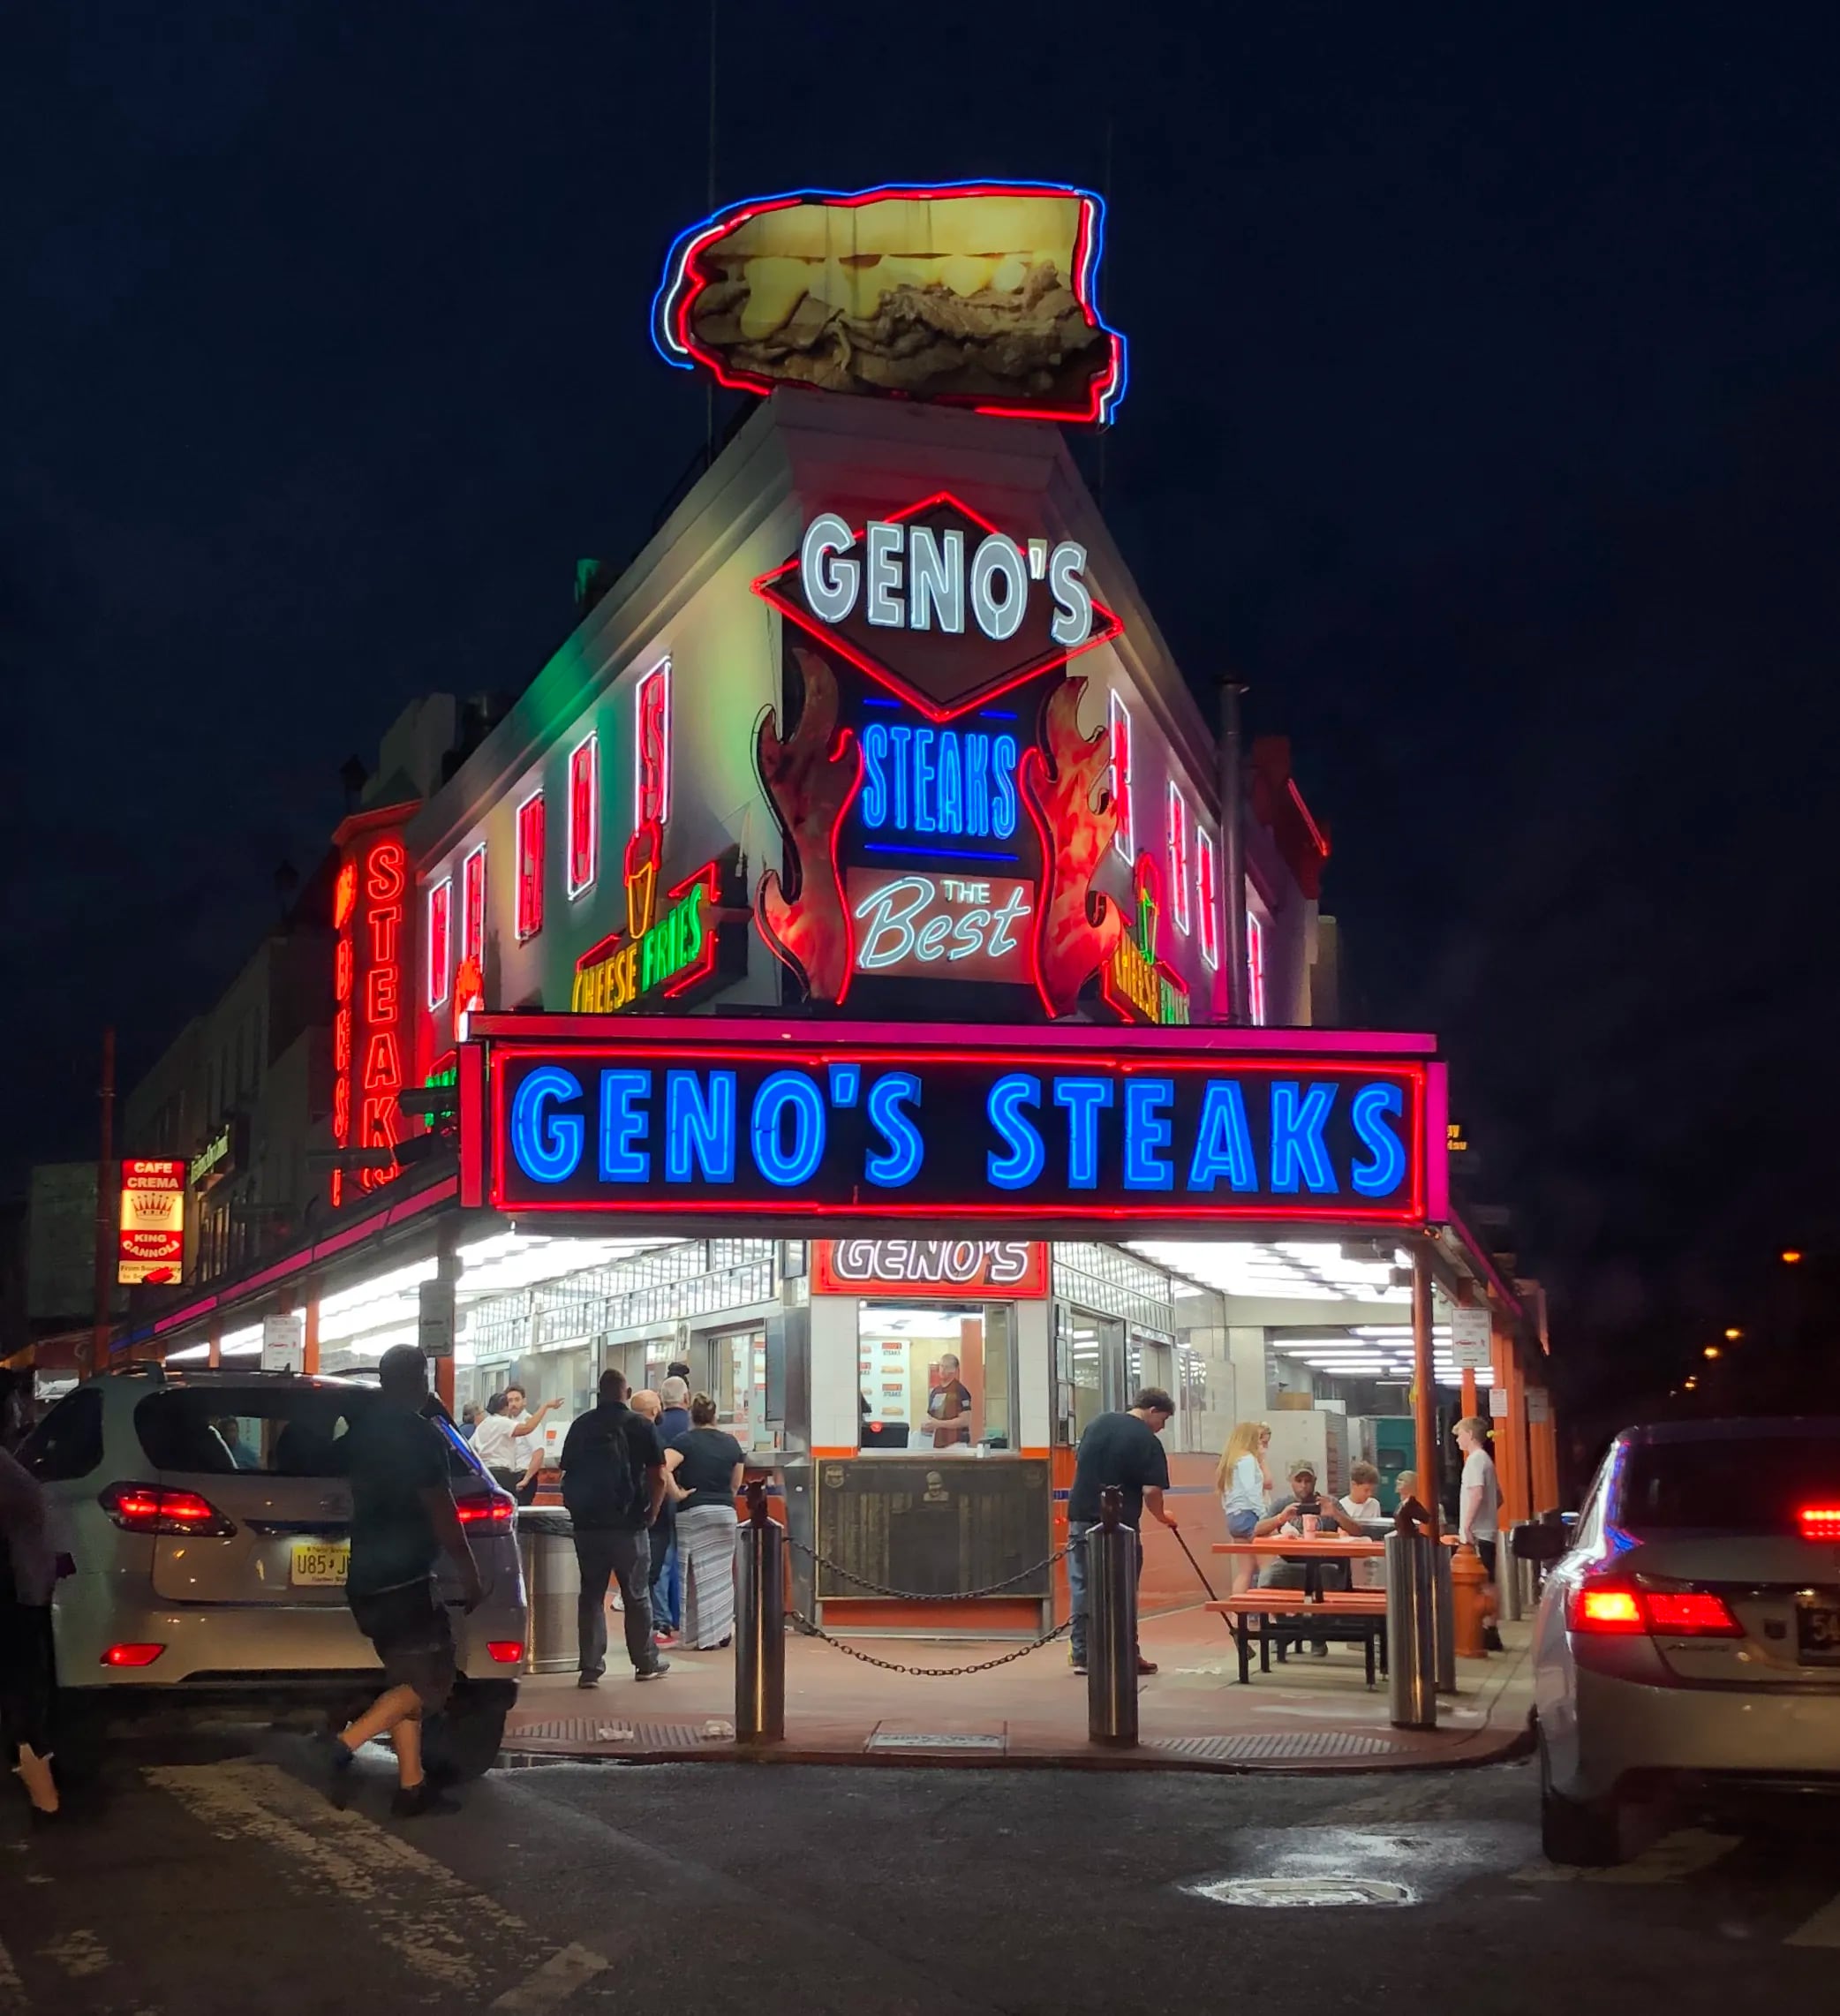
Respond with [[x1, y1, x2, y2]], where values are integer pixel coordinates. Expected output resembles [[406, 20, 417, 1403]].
[[857, 1302, 1018, 1453], [19, 1389, 103, 1482], [1166, 782, 1190, 932], [426, 880, 452, 1007], [461, 843, 487, 961], [133, 1387, 476, 1481], [566, 733, 599, 897], [515, 791, 546, 941], [1618, 1433, 1840, 1534], [1195, 828, 1219, 970], [634, 658, 673, 830], [1247, 908, 1267, 1025], [1107, 690, 1134, 862]]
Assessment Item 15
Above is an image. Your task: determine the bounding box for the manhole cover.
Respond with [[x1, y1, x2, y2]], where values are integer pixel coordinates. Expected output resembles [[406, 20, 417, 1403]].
[[864, 1732, 1007, 1754], [508, 1718, 720, 1748], [1185, 1877, 1416, 1908], [1146, 1731, 1405, 1762]]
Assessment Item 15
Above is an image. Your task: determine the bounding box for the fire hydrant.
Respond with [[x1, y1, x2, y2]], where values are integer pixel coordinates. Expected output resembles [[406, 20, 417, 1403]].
[[1451, 1543, 1490, 1658]]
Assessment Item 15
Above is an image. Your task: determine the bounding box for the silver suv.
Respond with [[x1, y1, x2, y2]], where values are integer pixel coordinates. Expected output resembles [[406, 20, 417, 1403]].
[[21, 1367, 527, 1778]]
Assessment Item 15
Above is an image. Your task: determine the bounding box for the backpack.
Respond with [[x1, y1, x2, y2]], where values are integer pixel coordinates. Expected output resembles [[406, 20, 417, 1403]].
[[561, 1408, 644, 1529]]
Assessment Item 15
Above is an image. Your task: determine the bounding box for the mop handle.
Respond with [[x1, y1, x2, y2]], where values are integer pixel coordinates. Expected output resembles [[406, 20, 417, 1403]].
[[1173, 1526, 1220, 1603]]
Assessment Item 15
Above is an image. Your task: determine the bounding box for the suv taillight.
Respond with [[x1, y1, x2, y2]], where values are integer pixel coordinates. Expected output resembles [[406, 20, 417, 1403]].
[[99, 1483, 237, 1537], [456, 1494, 516, 1528], [1568, 1574, 1744, 1638], [1799, 1506, 1840, 1542]]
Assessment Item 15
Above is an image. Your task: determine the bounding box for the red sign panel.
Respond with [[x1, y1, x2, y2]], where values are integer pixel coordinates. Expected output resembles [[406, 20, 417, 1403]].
[[331, 807, 416, 1207], [118, 1159, 185, 1287], [813, 1238, 1047, 1299]]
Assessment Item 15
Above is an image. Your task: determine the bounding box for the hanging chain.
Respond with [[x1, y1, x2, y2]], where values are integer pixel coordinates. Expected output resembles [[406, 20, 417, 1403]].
[[790, 1611, 1075, 1676], [785, 1535, 1075, 1602]]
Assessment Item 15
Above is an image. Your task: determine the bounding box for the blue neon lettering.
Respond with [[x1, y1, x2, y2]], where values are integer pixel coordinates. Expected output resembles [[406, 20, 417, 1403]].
[[912, 728, 936, 833], [1052, 1076, 1113, 1189], [992, 735, 1018, 838], [1349, 1082, 1406, 1198], [827, 1063, 861, 1106], [937, 729, 962, 834], [965, 735, 990, 836], [861, 722, 888, 828], [509, 1067, 584, 1183], [986, 1074, 1045, 1189], [864, 1072, 924, 1187], [664, 1070, 735, 1182], [1188, 1081, 1257, 1191], [1122, 1077, 1175, 1190], [597, 1068, 651, 1182], [1270, 1081, 1339, 1194], [887, 724, 911, 830], [750, 1071, 826, 1187]]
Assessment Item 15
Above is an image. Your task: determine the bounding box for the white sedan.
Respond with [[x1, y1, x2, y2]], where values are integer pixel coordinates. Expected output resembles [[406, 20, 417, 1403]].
[[1533, 1416, 1840, 1863]]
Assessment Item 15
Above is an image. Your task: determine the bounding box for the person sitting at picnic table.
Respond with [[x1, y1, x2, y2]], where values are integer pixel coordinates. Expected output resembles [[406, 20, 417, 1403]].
[[1255, 1462, 1346, 1655]]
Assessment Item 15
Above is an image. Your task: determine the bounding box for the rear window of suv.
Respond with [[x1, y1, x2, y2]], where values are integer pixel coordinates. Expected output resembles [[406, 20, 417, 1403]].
[[135, 1387, 478, 1482], [1618, 1433, 1840, 1532]]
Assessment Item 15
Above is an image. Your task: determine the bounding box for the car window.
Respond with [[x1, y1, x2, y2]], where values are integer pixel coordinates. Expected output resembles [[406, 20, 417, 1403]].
[[135, 1388, 479, 1481], [1618, 1433, 1840, 1533], [18, 1389, 104, 1482]]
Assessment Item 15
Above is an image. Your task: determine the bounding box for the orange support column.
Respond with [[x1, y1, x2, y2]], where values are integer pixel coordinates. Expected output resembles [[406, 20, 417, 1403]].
[[1411, 1244, 1440, 1530], [207, 1316, 222, 1370], [1489, 1322, 1526, 1530], [302, 1294, 320, 1378]]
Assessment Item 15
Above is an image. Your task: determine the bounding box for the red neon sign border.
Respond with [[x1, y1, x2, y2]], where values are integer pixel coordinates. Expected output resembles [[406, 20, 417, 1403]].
[[486, 1040, 1426, 1224], [811, 1240, 1050, 1300], [750, 490, 1123, 726]]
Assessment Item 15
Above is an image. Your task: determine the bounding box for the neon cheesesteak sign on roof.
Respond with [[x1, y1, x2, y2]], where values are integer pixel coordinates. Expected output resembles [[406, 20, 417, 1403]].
[[652, 182, 1127, 425]]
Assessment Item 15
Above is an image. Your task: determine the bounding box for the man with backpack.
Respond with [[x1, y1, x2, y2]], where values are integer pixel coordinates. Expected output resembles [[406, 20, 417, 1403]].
[[559, 1369, 670, 1687]]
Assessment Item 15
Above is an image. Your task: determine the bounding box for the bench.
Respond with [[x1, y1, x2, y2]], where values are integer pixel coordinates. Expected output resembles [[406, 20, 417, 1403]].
[[1208, 1592, 1390, 1688]]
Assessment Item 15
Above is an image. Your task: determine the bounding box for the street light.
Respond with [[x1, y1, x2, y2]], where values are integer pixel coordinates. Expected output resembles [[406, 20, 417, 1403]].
[[1703, 1345, 1722, 1360], [1724, 1326, 1742, 1340], [1685, 1377, 1699, 1391], [1783, 1250, 1804, 1265]]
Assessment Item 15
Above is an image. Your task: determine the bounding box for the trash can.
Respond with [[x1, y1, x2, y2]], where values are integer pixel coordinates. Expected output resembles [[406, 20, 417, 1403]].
[[517, 1506, 578, 1674]]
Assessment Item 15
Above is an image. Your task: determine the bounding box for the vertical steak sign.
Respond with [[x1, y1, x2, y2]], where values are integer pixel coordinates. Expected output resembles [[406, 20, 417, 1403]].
[[331, 804, 418, 1206]]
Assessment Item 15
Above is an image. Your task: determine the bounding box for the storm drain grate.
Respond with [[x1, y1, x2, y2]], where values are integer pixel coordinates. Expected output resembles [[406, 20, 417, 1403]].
[[1146, 1730, 1406, 1763], [508, 1718, 728, 1748], [864, 1731, 1007, 1754]]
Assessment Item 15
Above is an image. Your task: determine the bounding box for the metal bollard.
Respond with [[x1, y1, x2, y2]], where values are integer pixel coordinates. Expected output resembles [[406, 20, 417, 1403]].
[[1385, 1526, 1438, 1730], [1497, 1525, 1523, 1624], [1434, 1538, 1457, 1695], [735, 1479, 784, 1745], [1086, 1485, 1138, 1748]]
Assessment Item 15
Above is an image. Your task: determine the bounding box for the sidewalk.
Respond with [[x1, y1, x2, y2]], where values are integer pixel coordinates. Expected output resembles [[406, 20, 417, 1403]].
[[500, 1607, 1536, 1774]]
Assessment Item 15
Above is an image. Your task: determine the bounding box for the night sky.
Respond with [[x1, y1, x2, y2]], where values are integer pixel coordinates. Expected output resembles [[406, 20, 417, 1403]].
[[11, 8, 1839, 1418]]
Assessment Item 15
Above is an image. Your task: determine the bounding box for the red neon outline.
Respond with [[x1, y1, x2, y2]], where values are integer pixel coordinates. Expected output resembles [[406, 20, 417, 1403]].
[[634, 657, 672, 830], [750, 491, 1124, 725], [811, 1239, 1050, 1299], [461, 844, 487, 961], [426, 880, 452, 1008], [459, 1042, 486, 1208], [1247, 910, 1267, 1026], [666, 185, 1124, 427], [1286, 778, 1331, 859], [1107, 689, 1134, 863], [1424, 1061, 1450, 1225], [515, 789, 546, 942], [1166, 781, 1190, 934], [486, 1040, 1426, 1225], [469, 1012, 1437, 1058], [566, 733, 599, 899], [751, 725, 863, 1008], [1195, 827, 1220, 971], [1014, 757, 1058, 1018]]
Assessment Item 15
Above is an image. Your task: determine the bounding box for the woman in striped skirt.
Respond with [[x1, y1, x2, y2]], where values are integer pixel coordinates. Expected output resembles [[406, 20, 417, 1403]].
[[663, 1396, 746, 1650]]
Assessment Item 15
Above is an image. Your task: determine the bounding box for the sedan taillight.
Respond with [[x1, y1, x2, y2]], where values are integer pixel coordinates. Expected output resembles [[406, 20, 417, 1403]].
[[99, 1483, 237, 1537], [1568, 1574, 1744, 1638], [456, 1494, 517, 1528]]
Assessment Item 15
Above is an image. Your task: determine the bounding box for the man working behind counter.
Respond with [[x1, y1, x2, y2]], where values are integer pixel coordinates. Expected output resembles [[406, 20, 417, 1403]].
[[1066, 1388, 1177, 1680]]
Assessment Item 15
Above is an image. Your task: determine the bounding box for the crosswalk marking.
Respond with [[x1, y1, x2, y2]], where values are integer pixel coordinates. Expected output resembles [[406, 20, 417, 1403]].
[[147, 1763, 603, 2006], [1786, 1891, 1840, 1947], [489, 1944, 610, 2012]]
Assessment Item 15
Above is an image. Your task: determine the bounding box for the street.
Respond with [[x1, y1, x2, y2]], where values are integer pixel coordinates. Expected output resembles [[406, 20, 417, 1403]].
[[4, 1734, 1840, 2013]]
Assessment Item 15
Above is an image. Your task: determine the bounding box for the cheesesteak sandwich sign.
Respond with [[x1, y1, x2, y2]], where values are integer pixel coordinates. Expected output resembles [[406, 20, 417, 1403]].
[[469, 1017, 1445, 1233]]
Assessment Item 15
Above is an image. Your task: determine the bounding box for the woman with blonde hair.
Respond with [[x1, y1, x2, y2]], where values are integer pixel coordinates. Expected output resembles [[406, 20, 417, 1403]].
[[1217, 1421, 1272, 1593]]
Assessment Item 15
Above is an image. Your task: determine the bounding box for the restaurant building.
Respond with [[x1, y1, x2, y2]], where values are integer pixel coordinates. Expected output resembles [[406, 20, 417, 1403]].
[[118, 184, 1561, 1627]]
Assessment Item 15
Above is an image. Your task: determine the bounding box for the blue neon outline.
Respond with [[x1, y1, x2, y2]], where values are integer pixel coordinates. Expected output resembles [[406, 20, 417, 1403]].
[[986, 1074, 1046, 1189], [1122, 1077, 1176, 1191], [1348, 1082, 1406, 1199], [1270, 1081, 1339, 1196], [750, 1070, 826, 1188], [598, 1068, 651, 1183], [1052, 1075, 1114, 1190], [864, 1071, 924, 1188], [827, 1063, 862, 1108], [509, 1066, 585, 1185], [650, 180, 1129, 425], [664, 1068, 736, 1183]]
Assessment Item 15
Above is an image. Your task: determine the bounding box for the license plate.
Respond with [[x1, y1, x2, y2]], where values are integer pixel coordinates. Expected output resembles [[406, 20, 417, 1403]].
[[290, 1539, 350, 1587], [1796, 1602, 1840, 1663]]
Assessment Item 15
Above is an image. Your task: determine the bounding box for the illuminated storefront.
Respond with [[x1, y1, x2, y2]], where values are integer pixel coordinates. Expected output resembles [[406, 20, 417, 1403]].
[[121, 181, 1557, 1620]]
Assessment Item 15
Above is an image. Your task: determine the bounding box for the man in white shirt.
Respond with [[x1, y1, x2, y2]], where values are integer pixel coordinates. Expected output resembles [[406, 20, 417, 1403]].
[[1454, 1416, 1504, 1650], [471, 1388, 557, 1491]]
